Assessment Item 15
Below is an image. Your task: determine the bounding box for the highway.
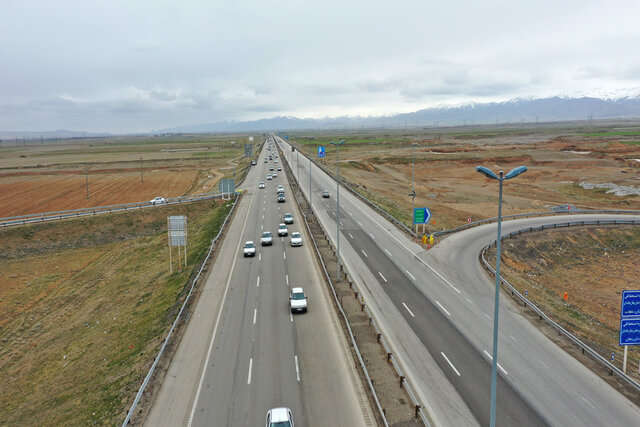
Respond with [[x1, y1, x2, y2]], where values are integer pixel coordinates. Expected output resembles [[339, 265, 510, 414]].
[[277, 136, 640, 426], [146, 138, 374, 426]]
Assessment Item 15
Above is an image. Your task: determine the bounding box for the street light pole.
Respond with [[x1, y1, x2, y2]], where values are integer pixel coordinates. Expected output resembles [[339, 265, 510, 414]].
[[297, 150, 300, 196], [309, 156, 312, 214], [331, 140, 345, 280], [411, 143, 417, 228], [476, 165, 527, 427]]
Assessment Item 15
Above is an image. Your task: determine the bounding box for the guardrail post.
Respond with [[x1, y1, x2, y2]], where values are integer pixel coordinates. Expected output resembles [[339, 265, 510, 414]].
[[377, 333, 381, 343], [399, 375, 405, 388], [387, 352, 392, 363], [415, 404, 420, 418]]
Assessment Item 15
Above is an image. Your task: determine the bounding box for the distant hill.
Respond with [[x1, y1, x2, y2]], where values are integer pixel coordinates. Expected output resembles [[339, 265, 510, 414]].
[[0, 129, 112, 141]]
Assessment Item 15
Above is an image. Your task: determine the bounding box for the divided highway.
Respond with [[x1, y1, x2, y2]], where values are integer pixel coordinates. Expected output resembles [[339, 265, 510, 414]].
[[277, 136, 640, 426], [146, 139, 374, 426]]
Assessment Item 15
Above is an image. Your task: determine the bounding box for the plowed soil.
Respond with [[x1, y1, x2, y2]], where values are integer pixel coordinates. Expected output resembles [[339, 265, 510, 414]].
[[0, 169, 197, 217]]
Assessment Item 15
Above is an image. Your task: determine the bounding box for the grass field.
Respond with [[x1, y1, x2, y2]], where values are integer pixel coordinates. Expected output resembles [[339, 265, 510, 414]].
[[0, 199, 233, 425]]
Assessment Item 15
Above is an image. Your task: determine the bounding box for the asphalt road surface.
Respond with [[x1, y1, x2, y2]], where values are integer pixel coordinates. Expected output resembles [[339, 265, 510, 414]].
[[146, 139, 375, 426], [277, 136, 640, 426]]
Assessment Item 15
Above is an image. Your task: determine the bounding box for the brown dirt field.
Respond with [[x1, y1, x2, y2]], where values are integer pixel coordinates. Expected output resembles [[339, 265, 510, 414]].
[[0, 169, 199, 217]]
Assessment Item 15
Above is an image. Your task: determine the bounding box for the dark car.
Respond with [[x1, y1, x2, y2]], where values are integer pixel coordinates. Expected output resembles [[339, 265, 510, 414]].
[[277, 193, 285, 203], [322, 190, 330, 198]]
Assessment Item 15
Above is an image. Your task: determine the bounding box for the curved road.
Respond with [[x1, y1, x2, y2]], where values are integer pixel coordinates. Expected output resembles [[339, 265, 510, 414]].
[[277, 136, 640, 426]]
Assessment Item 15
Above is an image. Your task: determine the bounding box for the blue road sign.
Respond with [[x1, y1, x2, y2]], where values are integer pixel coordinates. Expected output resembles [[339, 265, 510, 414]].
[[621, 290, 640, 317], [318, 146, 326, 157], [286, 136, 289, 140], [413, 207, 432, 224], [620, 317, 640, 345]]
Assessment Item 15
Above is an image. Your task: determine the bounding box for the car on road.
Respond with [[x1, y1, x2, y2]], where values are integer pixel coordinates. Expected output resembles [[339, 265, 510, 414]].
[[243, 241, 256, 257], [259, 182, 265, 189], [272, 172, 278, 178], [283, 213, 294, 224], [150, 196, 166, 205], [251, 160, 257, 165], [270, 166, 274, 171], [322, 190, 330, 198], [290, 287, 307, 313], [290, 232, 302, 247], [260, 231, 273, 246], [264, 159, 268, 163], [274, 159, 278, 163], [267, 174, 272, 180], [277, 185, 284, 192], [277, 193, 285, 203], [277, 167, 282, 171], [266, 407, 293, 427], [278, 223, 288, 236]]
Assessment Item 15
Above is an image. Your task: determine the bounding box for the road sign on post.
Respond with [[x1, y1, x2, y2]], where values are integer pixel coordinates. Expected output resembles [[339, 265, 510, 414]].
[[413, 207, 431, 224], [619, 290, 640, 373], [318, 146, 326, 157]]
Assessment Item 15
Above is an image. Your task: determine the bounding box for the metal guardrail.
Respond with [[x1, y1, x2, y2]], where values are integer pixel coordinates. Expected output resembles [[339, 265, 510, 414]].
[[122, 192, 241, 426], [480, 218, 640, 395], [0, 192, 231, 228], [278, 138, 430, 426]]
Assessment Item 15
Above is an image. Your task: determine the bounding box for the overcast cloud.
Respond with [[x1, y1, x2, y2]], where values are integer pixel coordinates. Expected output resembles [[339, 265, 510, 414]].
[[2, 0, 640, 133]]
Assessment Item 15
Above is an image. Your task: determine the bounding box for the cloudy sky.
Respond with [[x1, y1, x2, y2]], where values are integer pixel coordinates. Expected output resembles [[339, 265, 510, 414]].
[[2, 0, 640, 133]]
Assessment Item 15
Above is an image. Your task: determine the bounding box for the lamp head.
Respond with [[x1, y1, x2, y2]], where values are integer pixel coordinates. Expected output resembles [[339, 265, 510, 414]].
[[476, 166, 499, 180], [505, 165, 528, 180]]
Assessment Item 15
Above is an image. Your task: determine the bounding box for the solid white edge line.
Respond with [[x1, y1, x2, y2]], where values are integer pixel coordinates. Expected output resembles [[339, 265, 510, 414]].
[[247, 358, 253, 384], [361, 249, 368, 257], [295, 355, 300, 381], [378, 271, 387, 282], [483, 350, 509, 375], [436, 301, 451, 316], [405, 270, 416, 281], [441, 352, 461, 376], [369, 233, 375, 239], [253, 309, 257, 325], [384, 248, 392, 257], [347, 196, 461, 293], [187, 189, 255, 427], [402, 302, 415, 317]]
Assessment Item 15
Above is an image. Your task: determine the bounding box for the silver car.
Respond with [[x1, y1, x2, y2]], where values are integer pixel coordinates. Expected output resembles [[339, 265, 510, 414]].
[[260, 231, 273, 246], [290, 232, 302, 247]]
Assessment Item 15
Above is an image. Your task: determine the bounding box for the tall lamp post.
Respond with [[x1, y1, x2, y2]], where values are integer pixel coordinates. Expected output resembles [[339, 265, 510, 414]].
[[475, 165, 527, 427], [331, 140, 345, 280], [410, 143, 417, 228]]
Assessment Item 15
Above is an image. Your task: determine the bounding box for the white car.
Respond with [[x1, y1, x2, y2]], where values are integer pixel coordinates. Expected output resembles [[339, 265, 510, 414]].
[[266, 407, 293, 427], [259, 182, 265, 189], [290, 287, 307, 313], [278, 223, 288, 236], [277, 185, 284, 193], [272, 172, 278, 178], [267, 174, 272, 180], [283, 213, 294, 224], [261, 231, 273, 246], [290, 232, 302, 247], [150, 197, 166, 205], [243, 241, 256, 257]]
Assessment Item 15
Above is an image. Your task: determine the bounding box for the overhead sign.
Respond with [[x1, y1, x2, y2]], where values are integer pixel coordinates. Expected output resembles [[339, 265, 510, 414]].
[[318, 146, 326, 157], [620, 318, 640, 346], [413, 207, 431, 224], [621, 290, 640, 317]]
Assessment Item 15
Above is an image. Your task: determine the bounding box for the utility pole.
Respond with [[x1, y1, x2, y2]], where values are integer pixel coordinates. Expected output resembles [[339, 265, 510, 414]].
[[85, 163, 90, 199]]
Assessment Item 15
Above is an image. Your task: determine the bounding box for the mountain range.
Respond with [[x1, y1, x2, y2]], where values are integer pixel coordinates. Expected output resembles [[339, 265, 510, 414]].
[[154, 96, 640, 134]]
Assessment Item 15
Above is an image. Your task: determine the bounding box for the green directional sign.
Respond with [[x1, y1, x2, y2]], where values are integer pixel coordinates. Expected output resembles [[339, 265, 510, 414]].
[[413, 207, 431, 224]]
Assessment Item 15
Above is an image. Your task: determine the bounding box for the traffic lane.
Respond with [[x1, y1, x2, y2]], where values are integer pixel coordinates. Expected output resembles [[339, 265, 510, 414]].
[[430, 215, 640, 426], [145, 193, 256, 426], [283, 218, 374, 426], [344, 227, 547, 427]]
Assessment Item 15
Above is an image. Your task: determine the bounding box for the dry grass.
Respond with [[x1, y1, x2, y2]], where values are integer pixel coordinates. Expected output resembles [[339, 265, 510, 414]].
[[0, 200, 232, 425]]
